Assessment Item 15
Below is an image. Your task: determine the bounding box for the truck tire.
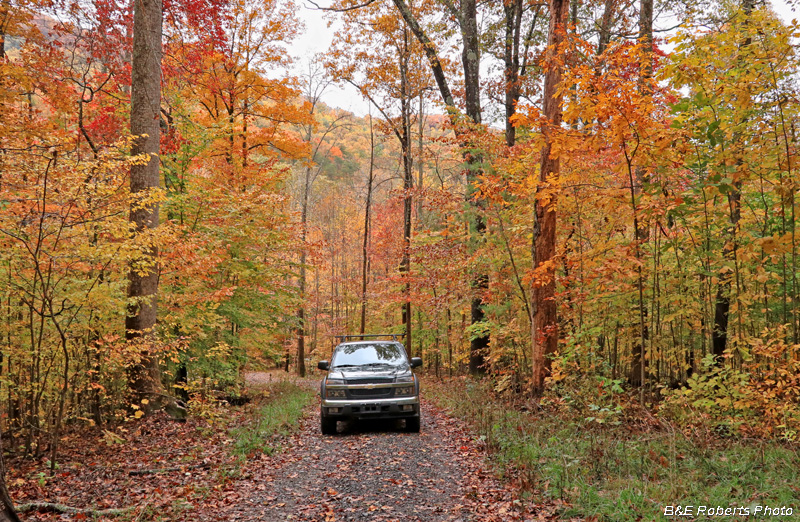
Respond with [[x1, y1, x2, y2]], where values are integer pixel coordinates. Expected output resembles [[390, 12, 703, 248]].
[[405, 416, 420, 433], [321, 414, 337, 435]]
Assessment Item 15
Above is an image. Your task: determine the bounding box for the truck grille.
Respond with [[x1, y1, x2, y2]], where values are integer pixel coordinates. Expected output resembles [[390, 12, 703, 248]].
[[346, 378, 393, 385], [350, 388, 392, 397]]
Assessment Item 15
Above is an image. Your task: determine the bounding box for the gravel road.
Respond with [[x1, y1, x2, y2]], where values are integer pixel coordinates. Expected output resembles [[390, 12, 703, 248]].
[[214, 379, 540, 521]]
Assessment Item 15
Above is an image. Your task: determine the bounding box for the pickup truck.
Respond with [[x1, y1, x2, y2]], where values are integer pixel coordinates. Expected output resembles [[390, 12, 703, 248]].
[[317, 338, 422, 435]]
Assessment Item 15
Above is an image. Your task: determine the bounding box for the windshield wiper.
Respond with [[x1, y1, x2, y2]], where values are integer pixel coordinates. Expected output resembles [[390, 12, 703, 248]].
[[331, 364, 361, 369]]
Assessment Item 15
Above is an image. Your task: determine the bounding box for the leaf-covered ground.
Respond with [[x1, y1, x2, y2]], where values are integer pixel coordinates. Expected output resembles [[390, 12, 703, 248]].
[[209, 398, 559, 521], [8, 376, 558, 520], [9, 409, 250, 520]]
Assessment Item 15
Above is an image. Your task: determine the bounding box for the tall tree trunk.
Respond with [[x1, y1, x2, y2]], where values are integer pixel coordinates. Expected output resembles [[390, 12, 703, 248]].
[[361, 115, 375, 335], [597, 0, 615, 55], [712, 0, 754, 363], [417, 92, 424, 221], [296, 164, 310, 378], [126, 0, 163, 403], [0, 426, 19, 522], [628, 0, 653, 388], [446, 308, 453, 376], [503, 0, 523, 147], [399, 36, 413, 353], [313, 268, 320, 351], [390, 0, 486, 374], [0, 0, 12, 63], [0, 0, 10, 61], [711, 194, 742, 364], [462, 0, 487, 375], [531, 0, 569, 396], [242, 98, 248, 168]]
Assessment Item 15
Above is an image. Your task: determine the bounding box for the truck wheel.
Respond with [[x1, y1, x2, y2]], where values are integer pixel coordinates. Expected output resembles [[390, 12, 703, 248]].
[[405, 416, 420, 433], [321, 414, 337, 435]]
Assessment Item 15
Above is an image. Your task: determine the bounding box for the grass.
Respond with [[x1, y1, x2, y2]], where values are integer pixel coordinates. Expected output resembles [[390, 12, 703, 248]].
[[230, 379, 315, 461], [426, 378, 800, 521]]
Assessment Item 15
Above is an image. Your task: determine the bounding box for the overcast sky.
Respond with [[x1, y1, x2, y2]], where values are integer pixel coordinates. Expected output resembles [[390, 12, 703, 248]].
[[289, 3, 367, 115], [289, 0, 798, 117]]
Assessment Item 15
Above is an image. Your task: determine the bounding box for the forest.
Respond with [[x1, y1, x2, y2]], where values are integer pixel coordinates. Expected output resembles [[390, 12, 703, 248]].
[[1, 0, 799, 519]]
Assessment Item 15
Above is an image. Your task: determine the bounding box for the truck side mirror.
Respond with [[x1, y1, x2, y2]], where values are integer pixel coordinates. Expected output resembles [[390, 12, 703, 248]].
[[410, 357, 422, 368], [318, 360, 329, 371]]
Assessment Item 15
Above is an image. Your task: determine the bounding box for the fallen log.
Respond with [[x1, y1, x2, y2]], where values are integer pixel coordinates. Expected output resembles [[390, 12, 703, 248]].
[[16, 502, 133, 517]]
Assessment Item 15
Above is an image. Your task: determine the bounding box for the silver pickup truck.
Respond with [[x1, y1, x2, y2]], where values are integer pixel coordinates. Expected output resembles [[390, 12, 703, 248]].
[[318, 338, 422, 435]]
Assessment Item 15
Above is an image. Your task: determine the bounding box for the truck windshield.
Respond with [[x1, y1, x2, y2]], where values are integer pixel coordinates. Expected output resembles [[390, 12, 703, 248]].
[[331, 343, 407, 368]]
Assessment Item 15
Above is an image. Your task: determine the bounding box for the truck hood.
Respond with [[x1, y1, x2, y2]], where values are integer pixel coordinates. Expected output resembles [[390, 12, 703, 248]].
[[328, 367, 410, 382]]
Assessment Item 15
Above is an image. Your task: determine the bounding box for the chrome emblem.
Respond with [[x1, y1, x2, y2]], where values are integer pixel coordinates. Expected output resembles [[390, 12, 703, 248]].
[[365, 384, 376, 389]]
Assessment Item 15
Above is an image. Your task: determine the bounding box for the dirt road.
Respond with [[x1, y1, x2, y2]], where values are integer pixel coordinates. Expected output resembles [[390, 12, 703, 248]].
[[214, 387, 540, 521], [11, 374, 552, 521]]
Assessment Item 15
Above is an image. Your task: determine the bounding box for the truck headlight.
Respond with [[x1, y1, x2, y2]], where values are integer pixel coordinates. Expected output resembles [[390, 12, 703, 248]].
[[326, 377, 345, 385], [326, 388, 346, 398], [395, 386, 414, 397], [395, 374, 414, 383]]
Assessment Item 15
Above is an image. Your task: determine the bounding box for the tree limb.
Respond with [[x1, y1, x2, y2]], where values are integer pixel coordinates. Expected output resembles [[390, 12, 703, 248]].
[[305, 0, 378, 12], [16, 502, 134, 516], [390, 0, 456, 120]]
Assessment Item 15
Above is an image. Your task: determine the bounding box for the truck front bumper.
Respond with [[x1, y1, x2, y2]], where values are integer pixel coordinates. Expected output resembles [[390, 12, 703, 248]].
[[321, 396, 420, 420]]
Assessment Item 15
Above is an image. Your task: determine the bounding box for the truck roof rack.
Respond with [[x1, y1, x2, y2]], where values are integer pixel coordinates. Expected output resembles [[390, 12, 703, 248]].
[[334, 333, 405, 342]]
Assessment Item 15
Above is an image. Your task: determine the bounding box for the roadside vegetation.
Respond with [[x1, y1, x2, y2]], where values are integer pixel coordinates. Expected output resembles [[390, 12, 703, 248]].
[[230, 380, 315, 460], [427, 378, 800, 521], [9, 376, 313, 520]]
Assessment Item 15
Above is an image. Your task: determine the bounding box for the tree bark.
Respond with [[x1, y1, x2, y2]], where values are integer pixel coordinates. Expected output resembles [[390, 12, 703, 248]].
[[531, 0, 569, 396], [628, 0, 653, 388], [0, 0, 10, 61], [126, 0, 163, 402], [461, 0, 487, 375], [361, 115, 375, 335], [399, 31, 413, 353], [461, 0, 480, 125], [297, 166, 308, 377], [503, 0, 523, 147], [597, 0, 615, 55], [0, 427, 20, 522]]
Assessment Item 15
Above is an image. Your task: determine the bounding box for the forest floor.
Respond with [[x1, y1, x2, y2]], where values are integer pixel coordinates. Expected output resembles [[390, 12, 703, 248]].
[[8, 372, 560, 521], [427, 378, 800, 520]]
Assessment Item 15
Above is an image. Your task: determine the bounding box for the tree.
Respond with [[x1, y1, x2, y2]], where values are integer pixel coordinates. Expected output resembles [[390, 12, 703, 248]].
[[710, 0, 755, 364], [361, 111, 376, 334], [295, 60, 350, 376], [157, 0, 309, 381], [531, 0, 569, 396], [495, 0, 546, 147], [327, 0, 431, 347], [0, 427, 20, 521], [175, 0, 307, 167], [627, 0, 653, 392], [127, 0, 165, 405], [389, 0, 488, 374]]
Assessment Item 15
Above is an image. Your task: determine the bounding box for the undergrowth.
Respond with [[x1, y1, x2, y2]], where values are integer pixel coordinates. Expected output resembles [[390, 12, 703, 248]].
[[230, 380, 314, 461], [426, 377, 800, 521]]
